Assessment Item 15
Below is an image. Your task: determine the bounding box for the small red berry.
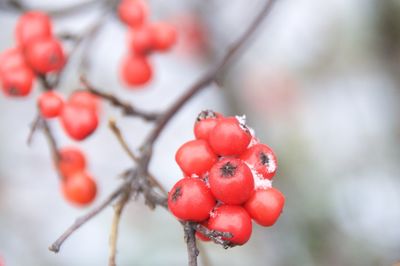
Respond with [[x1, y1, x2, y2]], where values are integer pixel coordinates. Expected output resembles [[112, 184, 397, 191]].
[[25, 37, 66, 74], [150, 22, 177, 52], [38, 91, 64, 118], [168, 178, 216, 222], [209, 117, 252, 156], [208, 205, 252, 245], [0, 47, 27, 77], [120, 54, 152, 87], [1, 66, 34, 97], [240, 144, 277, 180], [209, 158, 254, 204], [16, 11, 52, 47], [118, 0, 148, 28], [175, 139, 217, 177], [128, 26, 154, 55], [194, 110, 222, 141], [244, 188, 285, 227], [60, 103, 99, 141], [62, 171, 97, 206], [69, 91, 100, 114], [58, 147, 87, 178]]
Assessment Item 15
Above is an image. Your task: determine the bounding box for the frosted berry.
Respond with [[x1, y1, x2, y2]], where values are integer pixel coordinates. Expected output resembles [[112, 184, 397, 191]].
[[240, 144, 277, 180]]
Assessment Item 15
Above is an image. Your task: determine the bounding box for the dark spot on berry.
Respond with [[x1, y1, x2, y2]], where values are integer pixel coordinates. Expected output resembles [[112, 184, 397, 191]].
[[8, 86, 20, 95], [171, 186, 182, 202], [259, 152, 269, 165], [49, 53, 59, 65], [196, 109, 217, 122], [220, 162, 237, 177]]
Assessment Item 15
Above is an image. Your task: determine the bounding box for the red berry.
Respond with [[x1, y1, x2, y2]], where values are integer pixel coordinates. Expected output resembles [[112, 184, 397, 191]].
[[1, 66, 34, 97], [60, 103, 99, 141], [120, 55, 152, 87], [25, 37, 66, 74], [38, 91, 64, 118], [128, 26, 154, 55], [209, 117, 251, 156], [208, 205, 252, 245], [118, 0, 148, 28], [194, 110, 222, 141], [244, 188, 285, 227], [58, 147, 87, 178], [0, 47, 27, 77], [168, 178, 216, 222], [240, 144, 277, 180], [175, 139, 217, 177], [62, 171, 97, 206], [15, 11, 52, 47], [209, 158, 254, 204], [150, 22, 177, 52], [69, 91, 100, 114]]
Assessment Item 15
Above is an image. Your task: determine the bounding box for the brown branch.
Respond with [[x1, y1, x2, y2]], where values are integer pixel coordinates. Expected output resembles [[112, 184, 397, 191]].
[[49, 174, 135, 253], [27, 114, 42, 146], [193, 223, 233, 249], [81, 76, 160, 122], [40, 119, 63, 180], [184, 222, 199, 266], [109, 187, 131, 266]]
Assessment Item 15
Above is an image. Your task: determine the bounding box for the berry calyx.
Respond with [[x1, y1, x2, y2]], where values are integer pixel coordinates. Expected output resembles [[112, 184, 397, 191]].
[[1, 66, 34, 97], [209, 158, 254, 204], [60, 103, 99, 141], [209, 117, 251, 156], [208, 205, 252, 245], [244, 188, 285, 226], [38, 91, 64, 118], [58, 147, 87, 178], [118, 0, 148, 28], [25, 37, 66, 74], [15, 11, 52, 47], [62, 171, 97, 206], [240, 144, 277, 180], [120, 54, 152, 87], [168, 178, 216, 222], [175, 139, 217, 176], [194, 110, 221, 141]]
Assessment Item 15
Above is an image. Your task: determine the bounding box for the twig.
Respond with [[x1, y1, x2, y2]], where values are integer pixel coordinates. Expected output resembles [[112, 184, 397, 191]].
[[184, 222, 199, 266], [193, 223, 233, 249], [81, 76, 160, 121], [40, 119, 63, 180], [27, 114, 42, 145], [108, 118, 167, 194], [109, 187, 131, 266], [49, 174, 135, 253]]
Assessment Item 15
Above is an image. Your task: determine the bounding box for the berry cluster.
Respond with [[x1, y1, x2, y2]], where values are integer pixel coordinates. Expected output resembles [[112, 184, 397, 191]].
[[168, 110, 285, 245], [58, 147, 97, 206], [117, 0, 177, 87], [0, 11, 66, 97]]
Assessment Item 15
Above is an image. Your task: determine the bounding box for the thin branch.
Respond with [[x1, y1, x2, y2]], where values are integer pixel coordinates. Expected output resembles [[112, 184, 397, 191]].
[[49, 174, 135, 253], [193, 223, 233, 249], [27, 114, 42, 145], [108, 118, 140, 162], [40, 119, 63, 180], [109, 187, 131, 266], [184, 222, 199, 266], [81, 76, 160, 121]]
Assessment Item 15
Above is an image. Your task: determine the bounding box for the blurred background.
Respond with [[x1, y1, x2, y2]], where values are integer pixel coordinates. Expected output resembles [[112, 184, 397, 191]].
[[1, 0, 400, 265]]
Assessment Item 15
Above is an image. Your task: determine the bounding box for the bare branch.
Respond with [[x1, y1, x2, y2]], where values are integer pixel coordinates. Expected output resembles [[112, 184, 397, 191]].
[[27, 114, 42, 146], [193, 223, 233, 249], [184, 222, 199, 266], [81, 76, 160, 121], [109, 187, 131, 266]]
